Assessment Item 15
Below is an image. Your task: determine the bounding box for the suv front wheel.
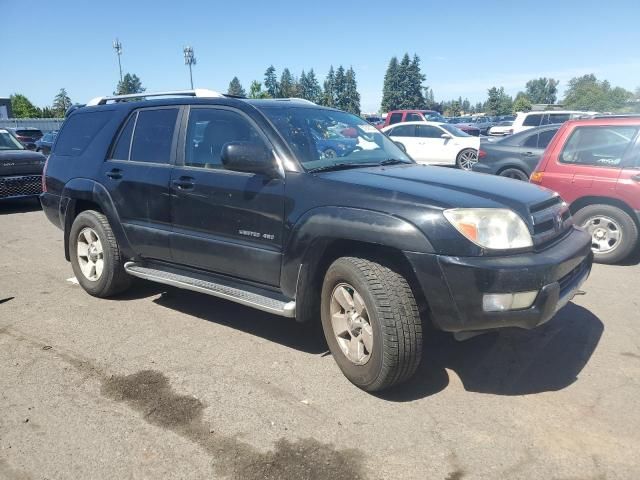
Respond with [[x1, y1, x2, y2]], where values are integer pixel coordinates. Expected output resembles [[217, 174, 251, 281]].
[[320, 257, 423, 391], [69, 210, 131, 297]]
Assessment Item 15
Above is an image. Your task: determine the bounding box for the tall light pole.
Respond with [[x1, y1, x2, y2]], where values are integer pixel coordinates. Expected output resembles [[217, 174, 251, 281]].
[[112, 38, 123, 83], [183, 46, 196, 89]]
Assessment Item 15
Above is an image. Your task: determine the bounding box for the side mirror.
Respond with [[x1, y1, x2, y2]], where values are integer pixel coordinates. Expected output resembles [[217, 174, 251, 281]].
[[441, 133, 452, 140], [394, 141, 406, 152], [221, 142, 277, 176]]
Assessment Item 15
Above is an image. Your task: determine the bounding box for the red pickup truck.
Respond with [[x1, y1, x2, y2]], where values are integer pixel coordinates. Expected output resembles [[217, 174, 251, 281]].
[[531, 116, 640, 263]]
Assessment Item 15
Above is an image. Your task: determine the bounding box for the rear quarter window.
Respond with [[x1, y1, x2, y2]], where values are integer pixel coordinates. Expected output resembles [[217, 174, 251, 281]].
[[522, 114, 543, 127], [54, 111, 111, 156]]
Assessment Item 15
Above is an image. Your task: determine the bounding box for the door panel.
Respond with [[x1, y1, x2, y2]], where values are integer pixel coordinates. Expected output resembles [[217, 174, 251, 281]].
[[101, 107, 179, 261], [170, 106, 285, 286]]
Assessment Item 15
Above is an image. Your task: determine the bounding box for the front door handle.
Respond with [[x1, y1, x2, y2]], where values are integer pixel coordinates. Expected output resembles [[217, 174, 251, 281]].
[[631, 174, 640, 182], [106, 168, 122, 180], [172, 176, 195, 190], [523, 151, 536, 157]]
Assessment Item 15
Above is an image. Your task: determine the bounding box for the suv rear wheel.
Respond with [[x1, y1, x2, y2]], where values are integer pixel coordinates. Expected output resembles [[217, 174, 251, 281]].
[[499, 167, 528, 181], [320, 257, 422, 392], [69, 210, 131, 297], [573, 204, 638, 264]]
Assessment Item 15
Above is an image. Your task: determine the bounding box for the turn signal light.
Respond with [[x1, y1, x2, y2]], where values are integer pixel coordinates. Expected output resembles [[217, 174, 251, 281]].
[[530, 171, 544, 184]]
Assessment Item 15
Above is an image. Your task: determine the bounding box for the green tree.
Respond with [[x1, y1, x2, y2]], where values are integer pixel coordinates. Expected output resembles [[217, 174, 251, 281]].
[[406, 54, 426, 109], [485, 86, 513, 116], [525, 78, 559, 104], [461, 98, 471, 113], [115, 73, 145, 95], [39, 107, 57, 118], [342, 67, 361, 115], [322, 66, 337, 107], [52, 88, 72, 117], [446, 101, 461, 117], [334, 65, 347, 110], [563, 74, 632, 111], [279, 68, 295, 98], [10, 94, 40, 118], [248, 80, 270, 99], [227, 77, 246, 96], [304, 69, 322, 103], [474, 101, 483, 113], [381, 56, 400, 112], [264, 65, 279, 98], [513, 93, 532, 113]]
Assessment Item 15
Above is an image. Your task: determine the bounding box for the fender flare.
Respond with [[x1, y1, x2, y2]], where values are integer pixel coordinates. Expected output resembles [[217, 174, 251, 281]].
[[61, 178, 134, 261], [280, 206, 434, 298]]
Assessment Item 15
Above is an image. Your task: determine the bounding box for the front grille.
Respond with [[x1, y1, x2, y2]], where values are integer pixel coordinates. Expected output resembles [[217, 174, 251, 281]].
[[558, 258, 589, 295], [529, 195, 573, 248], [0, 175, 42, 199]]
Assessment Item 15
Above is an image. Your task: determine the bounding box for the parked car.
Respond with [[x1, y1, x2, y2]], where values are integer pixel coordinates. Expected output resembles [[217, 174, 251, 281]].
[[512, 111, 595, 134], [34, 131, 58, 155], [382, 121, 479, 169], [0, 128, 46, 200], [363, 115, 384, 127], [447, 117, 481, 136], [531, 117, 640, 264], [471, 116, 495, 135], [6, 127, 43, 150], [381, 110, 448, 129], [472, 125, 560, 180], [488, 120, 514, 136], [310, 129, 359, 158], [41, 89, 593, 392]]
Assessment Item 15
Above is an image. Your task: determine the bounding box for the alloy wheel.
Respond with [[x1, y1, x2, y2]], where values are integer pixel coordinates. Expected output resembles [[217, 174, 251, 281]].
[[330, 283, 373, 365]]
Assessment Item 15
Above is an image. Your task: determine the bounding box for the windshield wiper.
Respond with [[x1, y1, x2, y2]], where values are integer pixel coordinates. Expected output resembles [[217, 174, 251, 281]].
[[378, 158, 410, 166], [307, 162, 379, 173]]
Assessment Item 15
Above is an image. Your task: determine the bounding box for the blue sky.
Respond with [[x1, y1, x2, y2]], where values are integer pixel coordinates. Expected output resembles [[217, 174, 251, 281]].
[[2, 0, 639, 113]]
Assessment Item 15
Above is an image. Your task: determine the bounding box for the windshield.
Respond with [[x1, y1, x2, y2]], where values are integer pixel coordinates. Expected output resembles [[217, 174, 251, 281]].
[[261, 107, 413, 170], [440, 124, 470, 137], [0, 130, 25, 150]]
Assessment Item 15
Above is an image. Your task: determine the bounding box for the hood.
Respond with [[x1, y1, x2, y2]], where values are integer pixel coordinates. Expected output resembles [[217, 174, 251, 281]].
[[319, 163, 556, 216], [0, 149, 47, 175]]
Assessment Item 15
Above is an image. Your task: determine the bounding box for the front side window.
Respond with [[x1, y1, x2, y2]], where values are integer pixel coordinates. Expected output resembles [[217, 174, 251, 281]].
[[184, 108, 267, 169], [388, 112, 403, 125], [440, 124, 470, 137], [522, 114, 542, 127], [560, 126, 638, 167], [130, 108, 178, 164], [416, 125, 444, 138]]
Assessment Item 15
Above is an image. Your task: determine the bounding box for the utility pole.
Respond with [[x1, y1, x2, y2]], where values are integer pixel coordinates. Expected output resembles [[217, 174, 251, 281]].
[[183, 46, 196, 89], [112, 38, 123, 83]]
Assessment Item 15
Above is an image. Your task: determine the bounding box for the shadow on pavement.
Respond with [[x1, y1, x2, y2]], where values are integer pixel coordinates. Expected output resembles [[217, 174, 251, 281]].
[[114, 280, 603, 399], [0, 198, 41, 214]]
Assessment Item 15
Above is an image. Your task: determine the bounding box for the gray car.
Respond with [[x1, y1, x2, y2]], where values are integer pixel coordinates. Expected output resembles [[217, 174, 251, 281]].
[[471, 125, 560, 180]]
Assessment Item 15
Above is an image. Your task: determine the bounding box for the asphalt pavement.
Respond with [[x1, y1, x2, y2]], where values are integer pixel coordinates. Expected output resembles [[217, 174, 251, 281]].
[[1, 199, 639, 480]]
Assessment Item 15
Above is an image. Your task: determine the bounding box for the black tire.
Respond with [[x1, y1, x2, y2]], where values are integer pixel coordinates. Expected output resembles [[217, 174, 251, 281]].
[[456, 148, 477, 170], [499, 167, 529, 181], [320, 257, 422, 392], [69, 210, 131, 297], [573, 204, 639, 264]]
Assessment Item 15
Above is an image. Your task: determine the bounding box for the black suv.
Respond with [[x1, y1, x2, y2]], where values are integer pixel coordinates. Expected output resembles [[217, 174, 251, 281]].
[[41, 90, 593, 392]]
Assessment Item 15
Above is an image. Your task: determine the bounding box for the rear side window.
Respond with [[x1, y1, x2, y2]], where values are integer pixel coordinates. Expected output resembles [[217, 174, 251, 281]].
[[55, 112, 110, 156], [388, 113, 403, 125], [560, 126, 638, 167], [537, 129, 558, 149], [405, 113, 422, 122], [110, 113, 136, 160], [522, 132, 539, 148], [130, 108, 179, 164], [522, 114, 542, 127], [388, 125, 415, 137]]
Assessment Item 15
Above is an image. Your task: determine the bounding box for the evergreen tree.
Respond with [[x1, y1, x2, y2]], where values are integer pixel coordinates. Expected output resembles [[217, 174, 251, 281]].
[[9, 94, 40, 118], [264, 65, 279, 98], [299, 70, 309, 99], [342, 67, 361, 115], [334, 65, 347, 110], [407, 54, 426, 109], [279, 68, 295, 98], [462, 98, 471, 113], [52, 88, 72, 117], [397, 54, 412, 109], [115, 73, 145, 95], [474, 101, 483, 113], [227, 77, 246, 96], [322, 66, 337, 107], [381, 56, 400, 112], [305, 69, 322, 103], [39, 107, 57, 118]]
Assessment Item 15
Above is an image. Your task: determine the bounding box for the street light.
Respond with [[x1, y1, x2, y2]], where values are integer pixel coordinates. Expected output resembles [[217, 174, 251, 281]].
[[112, 38, 123, 83], [183, 46, 196, 89]]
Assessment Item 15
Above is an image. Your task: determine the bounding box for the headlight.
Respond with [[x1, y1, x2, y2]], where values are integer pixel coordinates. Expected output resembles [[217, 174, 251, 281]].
[[443, 208, 532, 250]]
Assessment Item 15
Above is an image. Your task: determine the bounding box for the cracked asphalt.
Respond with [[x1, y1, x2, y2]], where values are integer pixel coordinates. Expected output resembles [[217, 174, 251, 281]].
[[1, 199, 639, 479]]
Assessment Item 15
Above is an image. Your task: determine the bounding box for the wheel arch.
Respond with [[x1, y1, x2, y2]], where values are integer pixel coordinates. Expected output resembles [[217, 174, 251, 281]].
[[570, 196, 640, 228]]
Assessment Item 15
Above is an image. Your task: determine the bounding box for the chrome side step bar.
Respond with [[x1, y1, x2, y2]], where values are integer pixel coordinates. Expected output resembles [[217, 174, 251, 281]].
[[124, 262, 295, 318]]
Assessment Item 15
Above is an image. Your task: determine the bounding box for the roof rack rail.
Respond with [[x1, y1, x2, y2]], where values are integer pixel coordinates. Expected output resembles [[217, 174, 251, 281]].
[[86, 89, 223, 106]]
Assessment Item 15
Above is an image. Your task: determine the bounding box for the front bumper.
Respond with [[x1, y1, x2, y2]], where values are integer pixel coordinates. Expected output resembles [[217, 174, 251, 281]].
[[406, 226, 593, 332], [0, 174, 42, 200]]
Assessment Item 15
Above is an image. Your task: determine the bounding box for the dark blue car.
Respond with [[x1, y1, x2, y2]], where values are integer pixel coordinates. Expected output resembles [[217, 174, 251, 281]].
[[311, 129, 359, 158]]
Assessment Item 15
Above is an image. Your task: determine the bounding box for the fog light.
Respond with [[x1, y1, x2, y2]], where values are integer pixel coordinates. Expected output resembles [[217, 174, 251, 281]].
[[483, 291, 538, 312]]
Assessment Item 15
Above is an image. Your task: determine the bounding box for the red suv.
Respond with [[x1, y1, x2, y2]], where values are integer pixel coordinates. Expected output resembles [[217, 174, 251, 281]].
[[531, 117, 640, 263]]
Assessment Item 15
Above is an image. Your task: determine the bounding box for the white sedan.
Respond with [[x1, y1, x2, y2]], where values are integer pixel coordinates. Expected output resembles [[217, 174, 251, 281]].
[[382, 121, 479, 170]]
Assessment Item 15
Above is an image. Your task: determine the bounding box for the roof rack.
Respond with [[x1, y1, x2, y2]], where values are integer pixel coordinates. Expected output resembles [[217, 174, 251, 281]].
[[86, 89, 223, 106]]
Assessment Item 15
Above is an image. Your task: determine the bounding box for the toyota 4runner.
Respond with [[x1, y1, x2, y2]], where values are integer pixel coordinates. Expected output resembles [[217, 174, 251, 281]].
[[41, 90, 593, 392]]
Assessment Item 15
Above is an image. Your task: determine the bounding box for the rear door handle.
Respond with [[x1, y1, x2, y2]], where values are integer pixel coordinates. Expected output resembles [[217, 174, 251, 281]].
[[172, 176, 195, 190], [106, 168, 122, 180], [631, 174, 640, 182]]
